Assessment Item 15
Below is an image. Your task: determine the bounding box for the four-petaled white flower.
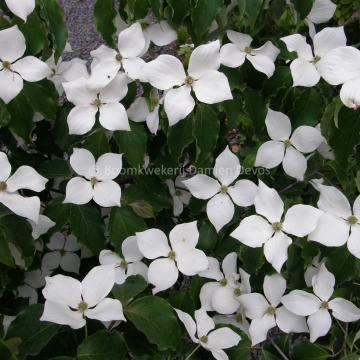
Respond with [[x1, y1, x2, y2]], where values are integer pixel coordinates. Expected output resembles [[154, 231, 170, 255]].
[[127, 90, 163, 134], [239, 274, 308, 345], [4, 0, 35, 22], [165, 176, 191, 217], [88, 23, 146, 89], [184, 146, 258, 232], [42, 232, 82, 274], [220, 30, 280, 77], [309, 184, 360, 259], [231, 181, 323, 272], [281, 27, 346, 87], [199, 252, 251, 315], [281, 264, 360, 342], [64, 148, 123, 207], [63, 73, 130, 135], [143, 40, 233, 125], [0, 151, 48, 223], [41, 265, 125, 329], [0, 26, 51, 103], [255, 108, 323, 181], [136, 222, 208, 294], [175, 307, 241, 360], [99, 236, 148, 285]]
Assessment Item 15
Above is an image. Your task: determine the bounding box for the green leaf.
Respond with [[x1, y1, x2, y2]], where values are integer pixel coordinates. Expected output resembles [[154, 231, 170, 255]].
[[77, 330, 127, 360], [239, 246, 264, 273], [198, 222, 218, 252], [244, 88, 267, 135], [167, 0, 190, 26], [128, 200, 155, 219], [69, 204, 106, 253], [82, 130, 111, 158], [22, 81, 58, 122], [0, 100, 10, 128], [0, 339, 16, 360], [6, 304, 60, 360], [128, 0, 149, 20], [112, 275, 148, 304], [292, 342, 329, 360], [149, 0, 162, 20], [167, 115, 193, 161], [94, 0, 117, 47], [125, 296, 181, 351], [291, 0, 315, 19], [108, 206, 147, 251], [325, 246, 356, 283], [193, 104, 219, 166], [114, 123, 148, 168], [39, 0, 68, 62], [37, 159, 72, 178], [191, 0, 222, 43], [0, 231, 14, 268], [43, 197, 72, 233], [245, 0, 263, 27]]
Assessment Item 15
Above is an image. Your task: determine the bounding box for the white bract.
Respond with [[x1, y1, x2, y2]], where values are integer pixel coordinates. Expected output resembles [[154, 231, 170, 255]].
[[183, 146, 257, 232], [239, 274, 308, 345], [213, 311, 250, 335], [309, 184, 360, 259], [4, 0, 35, 21], [281, 27, 346, 87], [0, 151, 48, 223], [88, 23, 146, 89], [41, 265, 125, 329], [127, 90, 162, 134], [304, 255, 323, 286], [99, 236, 148, 285], [282, 264, 360, 342], [175, 307, 241, 360], [199, 252, 251, 315], [63, 73, 130, 135], [255, 108, 323, 181], [165, 176, 191, 217], [220, 30, 280, 77], [136, 222, 208, 294], [231, 181, 323, 272], [42, 232, 81, 274], [0, 26, 51, 103], [29, 215, 55, 240], [143, 40, 233, 125], [64, 148, 122, 207]]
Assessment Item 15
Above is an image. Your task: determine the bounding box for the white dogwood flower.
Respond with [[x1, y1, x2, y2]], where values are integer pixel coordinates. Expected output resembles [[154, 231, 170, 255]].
[[143, 40, 233, 125], [184, 146, 257, 232], [88, 23, 146, 89], [41, 265, 125, 329], [239, 274, 308, 345], [127, 90, 163, 134], [304, 255, 323, 287], [255, 108, 323, 181], [281, 27, 346, 87], [63, 73, 130, 135], [309, 184, 360, 259], [99, 236, 148, 285], [282, 264, 360, 342], [64, 148, 122, 207], [220, 30, 280, 77], [231, 181, 323, 272], [199, 253, 251, 315], [136, 222, 208, 294], [0, 26, 51, 103], [4, 0, 35, 21], [175, 307, 241, 360], [42, 232, 81, 274], [166, 176, 191, 217], [0, 151, 48, 223], [29, 215, 55, 239], [213, 311, 250, 335]]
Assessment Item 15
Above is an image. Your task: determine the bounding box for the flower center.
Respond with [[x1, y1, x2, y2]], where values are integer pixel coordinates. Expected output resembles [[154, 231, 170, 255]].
[[91, 98, 103, 108], [185, 75, 194, 86], [272, 222, 282, 232], [200, 335, 208, 344], [59, 248, 66, 256], [219, 278, 228, 287], [320, 301, 329, 309], [90, 177, 98, 187], [0, 181, 7, 192], [347, 215, 358, 225], [175, 190, 182, 196], [244, 46, 252, 54], [220, 185, 228, 194], [168, 250, 176, 260], [235, 313, 243, 323], [266, 306, 276, 315], [115, 53, 123, 62], [150, 97, 159, 107], [233, 287, 241, 296], [2, 61, 11, 70], [312, 55, 321, 64], [283, 139, 292, 147], [78, 301, 88, 313], [120, 259, 128, 269]]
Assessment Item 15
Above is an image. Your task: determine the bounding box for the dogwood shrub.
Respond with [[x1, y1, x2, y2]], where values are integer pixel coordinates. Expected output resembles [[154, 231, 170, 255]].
[[0, 0, 360, 359]]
